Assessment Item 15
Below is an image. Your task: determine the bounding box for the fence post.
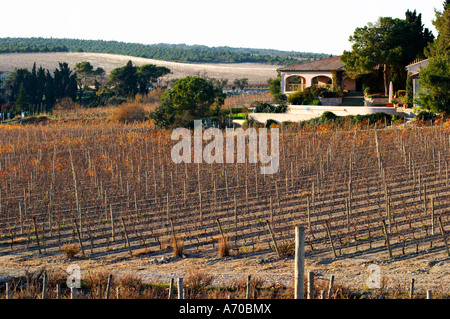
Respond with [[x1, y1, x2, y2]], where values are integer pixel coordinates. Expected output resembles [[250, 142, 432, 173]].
[[42, 272, 48, 299], [168, 278, 174, 299], [308, 271, 315, 299], [246, 275, 252, 299], [71, 287, 77, 299], [427, 290, 432, 299], [294, 226, 305, 299], [105, 274, 113, 299], [56, 284, 61, 299], [409, 278, 415, 299], [5, 282, 10, 299], [328, 275, 335, 299], [177, 278, 184, 299]]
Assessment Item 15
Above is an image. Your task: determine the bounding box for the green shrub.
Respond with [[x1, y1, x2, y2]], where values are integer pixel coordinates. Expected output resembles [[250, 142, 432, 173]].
[[299, 112, 392, 127], [416, 111, 436, 122], [319, 90, 340, 98], [367, 94, 388, 99], [303, 86, 328, 100], [364, 87, 371, 95], [253, 102, 287, 113], [391, 114, 403, 123], [231, 107, 245, 114], [266, 119, 279, 128], [397, 90, 407, 98], [274, 104, 288, 113], [351, 112, 392, 125], [287, 91, 304, 105]]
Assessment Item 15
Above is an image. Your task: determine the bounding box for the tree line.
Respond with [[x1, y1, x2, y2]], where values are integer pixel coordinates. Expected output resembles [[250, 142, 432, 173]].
[[0, 37, 330, 65], [0, 60, 170, 117], [342, 9, 434, 95], [0, 43, 68, 54], [342, 3, 449, 112]]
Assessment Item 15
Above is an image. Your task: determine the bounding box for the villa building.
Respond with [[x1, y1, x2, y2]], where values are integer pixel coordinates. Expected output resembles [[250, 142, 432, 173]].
[[405, 59, 429, 108], [277, 56, 359, 96]]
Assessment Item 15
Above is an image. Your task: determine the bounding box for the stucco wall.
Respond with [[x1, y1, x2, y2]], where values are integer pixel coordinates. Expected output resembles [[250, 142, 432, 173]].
[[281, 71, 333, 95]]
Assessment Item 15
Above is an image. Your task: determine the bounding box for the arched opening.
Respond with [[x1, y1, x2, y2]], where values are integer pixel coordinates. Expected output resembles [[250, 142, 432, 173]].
[[343, 76, 357, 92], [311, 76, 332, 88], [285, 75, 306, 92]]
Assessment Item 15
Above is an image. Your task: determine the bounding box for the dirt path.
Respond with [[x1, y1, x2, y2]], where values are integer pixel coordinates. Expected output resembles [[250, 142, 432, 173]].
[[1, 243, 448, 296]]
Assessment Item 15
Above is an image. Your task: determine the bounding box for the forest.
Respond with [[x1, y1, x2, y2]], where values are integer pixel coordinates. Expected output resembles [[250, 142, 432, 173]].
[[0, 37, 330, 65]]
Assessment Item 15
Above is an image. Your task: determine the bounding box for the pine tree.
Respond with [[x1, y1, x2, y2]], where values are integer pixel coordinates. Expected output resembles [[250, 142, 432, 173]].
[[15, 83, 28, 115]]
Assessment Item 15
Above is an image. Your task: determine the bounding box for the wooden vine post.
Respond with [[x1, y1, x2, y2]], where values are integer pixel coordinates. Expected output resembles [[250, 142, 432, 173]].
[[382, 219, 393, 258], [32, 216, 42, 255], [324, 221, 337, 258], [266, 220, 281, 258], [438, 217, 450, 257], [294, 226, 305, 299], [121, 217, 133, 256]]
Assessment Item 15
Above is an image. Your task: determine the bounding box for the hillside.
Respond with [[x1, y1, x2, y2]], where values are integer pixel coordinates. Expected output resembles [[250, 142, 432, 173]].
[[0, 37, 332, 65], [0, 52, 279, 85]]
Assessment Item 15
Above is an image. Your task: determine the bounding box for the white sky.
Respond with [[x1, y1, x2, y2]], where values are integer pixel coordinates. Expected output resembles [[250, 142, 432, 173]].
[[0, 0, 444, 55]]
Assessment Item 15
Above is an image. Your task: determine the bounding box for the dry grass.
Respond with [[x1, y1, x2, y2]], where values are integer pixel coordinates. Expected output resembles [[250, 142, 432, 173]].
[[218, 235, 231, 257], [185, 269, 214, 299], [132, 247, 153, 256], [61, 243, 80, 259], [0, 52, 277, 85], [277, 240, 295, 258], [171, 235, 184, 257], [110, 102, 148, 123]]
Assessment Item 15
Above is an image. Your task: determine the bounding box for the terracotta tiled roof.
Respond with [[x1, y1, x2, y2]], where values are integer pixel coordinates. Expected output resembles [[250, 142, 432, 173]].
[[277, 56, 343, 72]]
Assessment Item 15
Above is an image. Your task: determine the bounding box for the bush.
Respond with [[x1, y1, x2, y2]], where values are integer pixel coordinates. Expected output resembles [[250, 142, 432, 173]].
[[106, 96, 127, 106], [300, 112, 392, 127], [253, 102, 287, 113], [397, 90, 407, 98], [111, 102, 148, 123], [367, 94, 388, 99], [62, 243, 80, 259], [266, 119, 279, 128], [319, 90, 340, 98], [350, 112, 392, 125], [302, 86, 324, 99], [391, 114, 403, 123], [254, 102, 273, 113], [288, 87, 334, 105], [364, 87, 371, 95], [416, 111, 437, 122], [287, 91, 304, 105]]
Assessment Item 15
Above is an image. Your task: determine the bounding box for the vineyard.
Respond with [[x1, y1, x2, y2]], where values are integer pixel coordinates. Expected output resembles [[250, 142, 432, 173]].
[[0, 120, 449, 298]]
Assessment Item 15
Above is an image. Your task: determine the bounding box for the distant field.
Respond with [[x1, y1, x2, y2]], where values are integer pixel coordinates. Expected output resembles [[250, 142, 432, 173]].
[[0, 52, 279, 86]]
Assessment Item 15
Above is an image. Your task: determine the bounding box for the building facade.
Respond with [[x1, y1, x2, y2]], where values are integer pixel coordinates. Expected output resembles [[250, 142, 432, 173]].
[[405, 59, 429, 108], [277, 56, 357, 96]]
